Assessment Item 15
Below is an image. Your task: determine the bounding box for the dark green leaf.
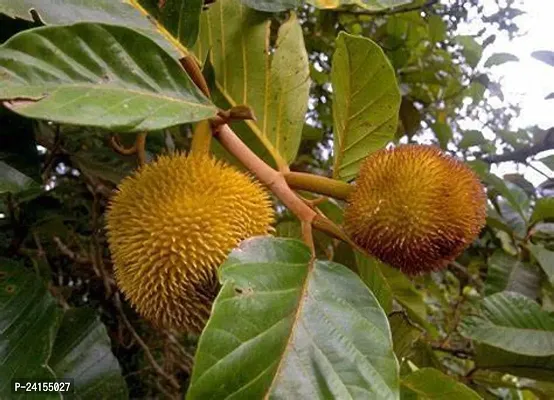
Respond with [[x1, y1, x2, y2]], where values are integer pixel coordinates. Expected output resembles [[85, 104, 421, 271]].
[[187, 237, 399, 399], [527, 244, 554, 285], [401, 368, 481, 399], [355, 252, 394, 313], [459, 130, 486, 149], [389, 313, 423, 361], [0, 258, 62, 396], [460, 292, 554, 356], [241, 0, 300, 12], [49, 308, 127, 398], [138, 0, 204, 48], [0, 0, 181, 58], [0, 161, 38, 194], [484, 250, 539, 298], [484, 53, 519, 68], [332, 32, 401, 181], [0, 23, 216, 132], [530, 197, 554, 225]]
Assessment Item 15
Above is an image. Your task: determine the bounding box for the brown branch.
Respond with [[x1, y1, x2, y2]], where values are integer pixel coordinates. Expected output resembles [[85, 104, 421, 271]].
[[53, 236, 90, 264], [485, 128, 554, 163], [114, 294, 180, 390], [215, 124, 317, 225], [109, 132, 147, 166]]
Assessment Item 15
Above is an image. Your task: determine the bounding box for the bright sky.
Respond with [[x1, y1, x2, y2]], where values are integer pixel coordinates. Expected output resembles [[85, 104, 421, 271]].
[[458, 0, 554, 186]]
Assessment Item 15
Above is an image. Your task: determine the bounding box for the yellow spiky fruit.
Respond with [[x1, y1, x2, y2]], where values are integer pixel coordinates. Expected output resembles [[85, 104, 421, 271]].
[[106, 153, 274, 332], [344, 145, 486, 275]]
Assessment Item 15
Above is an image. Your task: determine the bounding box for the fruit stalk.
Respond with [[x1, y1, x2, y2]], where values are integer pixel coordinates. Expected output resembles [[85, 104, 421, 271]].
[[284, 171, 353, 200]]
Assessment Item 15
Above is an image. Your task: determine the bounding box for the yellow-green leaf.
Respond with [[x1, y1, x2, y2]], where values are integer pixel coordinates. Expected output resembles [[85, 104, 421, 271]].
[[331, 32, 401, 181]]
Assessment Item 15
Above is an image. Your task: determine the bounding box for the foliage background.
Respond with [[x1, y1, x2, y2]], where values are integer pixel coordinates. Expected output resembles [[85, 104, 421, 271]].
[[0, 0, 553, 398]]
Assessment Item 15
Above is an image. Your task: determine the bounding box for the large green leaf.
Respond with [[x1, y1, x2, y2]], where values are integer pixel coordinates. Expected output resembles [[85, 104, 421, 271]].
[[401, 368, 481, 399], [484, 250, 539, 298], [473, 344, 554, 383], [459, 292, 554, 357], [527, 244, 554, 285], [138, 0, 203, 48], [355, 252, 393, 313], [49, 308, 127, 398], [0, 258, 62, 397], [0, 23, 216, 132], [187, 237, 399, 399], [195, 1, 310, 167], [0, 0, 182, 58], [331, 32, 401, 181], [0, 160, 38, 194]]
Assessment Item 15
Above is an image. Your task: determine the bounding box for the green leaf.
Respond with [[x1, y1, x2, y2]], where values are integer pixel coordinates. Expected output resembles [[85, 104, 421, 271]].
[[0, 258, 62, 396], [459, 130, 486, 149], [537, 155, 554, 171], [484, 250, 540, 298], [530, 197, 554, 225], [49, 309, 127, 398], [431, 122, 452, 149], [428, 15, 446, 43], [0, 23, 217, 132], [241, 0, 300, 11], [484, 52, 519, 68], [401, 368, 481, 399], [196, 2, 310, 166], [459, 292, 554, 357], [355, 252, 394, 313], [485, 174, 530, 221], [331, 32, 401, 181], [0, 0, 183, 58], [473, 344, 554, 383], [187, 237, 399, 399], [389, 313, 423, 361], [398, 97, 421, 138], [380, 263, 429, 331], [307, 0, 412, 10], [455, 35, 483, 68], [532, 50, 554, 67], [0, 161, 38, 194], [138, 0, 204, 48], [527, 244, 554, 285]]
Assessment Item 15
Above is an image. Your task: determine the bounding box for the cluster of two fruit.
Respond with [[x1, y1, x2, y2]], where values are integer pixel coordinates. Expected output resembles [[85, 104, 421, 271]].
[[106, 145, 486, 332]]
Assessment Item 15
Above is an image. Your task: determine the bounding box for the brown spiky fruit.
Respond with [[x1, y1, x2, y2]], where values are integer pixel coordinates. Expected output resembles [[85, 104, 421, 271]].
[[344, 145, 486, 275], [106, 154, 274, 332]]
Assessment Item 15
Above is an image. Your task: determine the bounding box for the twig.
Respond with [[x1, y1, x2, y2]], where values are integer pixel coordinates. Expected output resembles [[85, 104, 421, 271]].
[[114, 293, 180, 390], [431, 343, 474, 359], [53, 236, 90, 264], [109, 132, 147, 166], [484, 128, 554, 163]]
